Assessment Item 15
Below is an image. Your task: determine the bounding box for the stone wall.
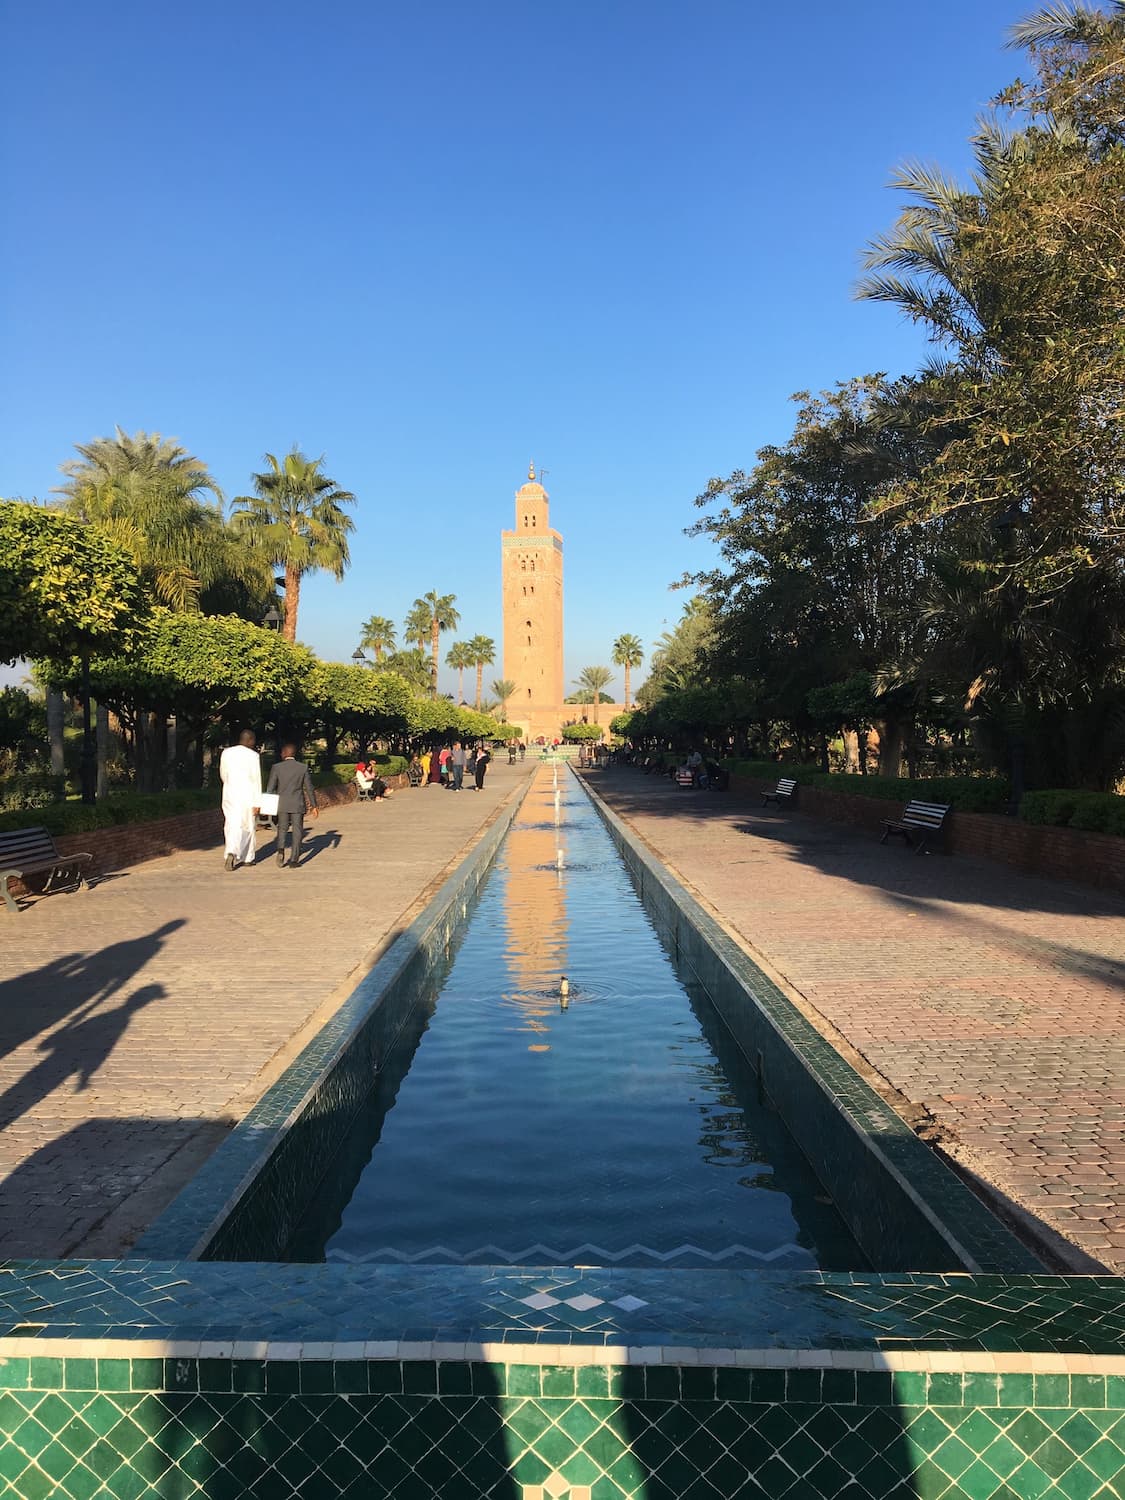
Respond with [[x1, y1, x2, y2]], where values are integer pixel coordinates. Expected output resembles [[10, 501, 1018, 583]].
[[729, 772, 1125, 896]]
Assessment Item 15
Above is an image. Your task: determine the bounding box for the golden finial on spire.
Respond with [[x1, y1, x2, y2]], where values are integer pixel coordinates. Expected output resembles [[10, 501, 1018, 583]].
[[528, 461, 536, 482]]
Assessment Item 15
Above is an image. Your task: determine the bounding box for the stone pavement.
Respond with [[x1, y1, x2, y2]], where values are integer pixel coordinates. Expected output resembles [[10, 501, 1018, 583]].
[[0, 761, 534, 1259], [585, 766, 1125, 1273]]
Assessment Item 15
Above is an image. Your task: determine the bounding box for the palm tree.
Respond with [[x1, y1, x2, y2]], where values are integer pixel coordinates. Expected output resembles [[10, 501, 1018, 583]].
[[359, 615, 396, 663], [576, 665, 613, 724], [381, 648, 430, 692], [403, 602, 431, 657], [413, 591, 460, 698], [612, 633, 644, 709], [467, 635, 495, 710], [230, 448, 355, 642], [446, 641, 473, 703], [57, 428, 264, 611], [491, 678, 516, 721]]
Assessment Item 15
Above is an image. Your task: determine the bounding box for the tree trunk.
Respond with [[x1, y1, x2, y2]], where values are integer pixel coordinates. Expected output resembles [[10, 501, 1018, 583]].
[[430, 622, 440, 699], [46, 688, 66, 779], [593, 692, 600, 725], [624, 665, 631, 710], [475, 663, 483, 710], [96, 703, 110, 798], [858, 729, 869, 775], [457, 667, 464, 704], [842, 728, 859, 774], [876, 719, 904, 778], [283, 567, 301, 642]]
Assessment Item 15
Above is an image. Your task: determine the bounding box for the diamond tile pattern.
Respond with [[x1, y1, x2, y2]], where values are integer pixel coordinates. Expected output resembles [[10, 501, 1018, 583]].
[[2, 1360, 1125, 1498], [4, 1262, 1125, 1353]]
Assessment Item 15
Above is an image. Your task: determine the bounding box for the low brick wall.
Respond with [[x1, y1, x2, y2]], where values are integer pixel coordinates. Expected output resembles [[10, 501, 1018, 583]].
[[9, 777, 404, 897], [729, 772, 1125, 896]]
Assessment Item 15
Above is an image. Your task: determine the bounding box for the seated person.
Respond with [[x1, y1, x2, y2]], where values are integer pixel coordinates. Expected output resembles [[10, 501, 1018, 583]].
[[355, 762, 375, 795]]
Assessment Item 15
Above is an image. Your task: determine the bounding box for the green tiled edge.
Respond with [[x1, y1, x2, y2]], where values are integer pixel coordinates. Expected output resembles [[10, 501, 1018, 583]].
[[5, 1359, 1125, 1409], [2, 1360, 1125, 1500]]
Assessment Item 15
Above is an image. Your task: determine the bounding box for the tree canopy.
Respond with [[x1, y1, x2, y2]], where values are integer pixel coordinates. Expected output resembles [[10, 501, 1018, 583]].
[[0, 501, 146, 666]]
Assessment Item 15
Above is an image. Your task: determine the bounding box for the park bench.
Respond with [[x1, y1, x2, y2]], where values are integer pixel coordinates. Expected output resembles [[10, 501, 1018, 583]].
[[0, 827, 92, 914], [761, 777, 797, 808], [880, 800, 951, 855]]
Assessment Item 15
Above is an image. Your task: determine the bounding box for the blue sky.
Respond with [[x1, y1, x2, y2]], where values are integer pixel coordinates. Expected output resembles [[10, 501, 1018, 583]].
[[1, 0, 1030, 699]]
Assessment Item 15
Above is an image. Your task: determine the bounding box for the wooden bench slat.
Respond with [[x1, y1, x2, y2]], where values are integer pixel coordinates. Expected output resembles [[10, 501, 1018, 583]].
[[1, 826, 93, 913]]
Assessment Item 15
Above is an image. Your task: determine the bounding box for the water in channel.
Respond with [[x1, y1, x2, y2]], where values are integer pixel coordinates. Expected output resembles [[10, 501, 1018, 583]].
[[286, 765, 865, 1270]]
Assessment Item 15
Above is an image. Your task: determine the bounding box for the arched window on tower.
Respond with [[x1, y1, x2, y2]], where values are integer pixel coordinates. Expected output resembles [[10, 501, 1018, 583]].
[[527, 688, 532, 698], [520, 558, 526, 571], [530, 558, 536, 571], [527, 635, 531, 646], [533, 515, 537, 528]]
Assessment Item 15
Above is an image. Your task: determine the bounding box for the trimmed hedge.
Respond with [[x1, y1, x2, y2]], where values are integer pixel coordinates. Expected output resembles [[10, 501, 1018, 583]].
[[1020, 789, 1125, 836], [721, 761, 1011, 813], [319, 754, 408, 786], [0, 787, 220, 837]]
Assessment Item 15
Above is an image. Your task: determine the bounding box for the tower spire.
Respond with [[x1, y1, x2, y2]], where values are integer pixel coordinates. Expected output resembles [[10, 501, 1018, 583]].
[[528, 460, 536, 482]]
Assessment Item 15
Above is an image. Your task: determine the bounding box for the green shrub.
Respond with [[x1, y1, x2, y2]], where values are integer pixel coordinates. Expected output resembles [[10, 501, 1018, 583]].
[[1020, 789, 1125, 836], [721, 762, 1010, 812], [318, 755, 407, 786], [815, 774, 1011, 813], [0, 771, 66, 812], [723, 759, 819, 785], [0, 787, 220, 837]]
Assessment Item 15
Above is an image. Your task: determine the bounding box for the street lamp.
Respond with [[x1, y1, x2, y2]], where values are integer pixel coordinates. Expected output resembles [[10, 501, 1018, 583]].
[[352, 647, 367, 666], [261, 607, 282, 631]]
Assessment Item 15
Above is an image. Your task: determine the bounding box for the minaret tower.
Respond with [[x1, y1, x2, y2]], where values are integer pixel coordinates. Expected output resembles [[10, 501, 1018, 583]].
[[501, 462, 564, 740]]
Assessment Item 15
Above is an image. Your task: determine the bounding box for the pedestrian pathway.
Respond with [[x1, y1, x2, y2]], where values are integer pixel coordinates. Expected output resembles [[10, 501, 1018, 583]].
[[585, 766, 1125, 1272], [0, 763, 534, 1259]]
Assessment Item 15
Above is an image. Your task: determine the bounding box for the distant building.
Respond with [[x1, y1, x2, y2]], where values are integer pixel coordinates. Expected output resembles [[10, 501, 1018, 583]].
[[501, 464, 624, 742]]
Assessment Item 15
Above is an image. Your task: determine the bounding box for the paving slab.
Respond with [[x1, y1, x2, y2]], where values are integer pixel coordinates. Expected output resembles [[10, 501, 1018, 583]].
[[0, 762, 534, 1257], [585, 766, 1125, 1272]]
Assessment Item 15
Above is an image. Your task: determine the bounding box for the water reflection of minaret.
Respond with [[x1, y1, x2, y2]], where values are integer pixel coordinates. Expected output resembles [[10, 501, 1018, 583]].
[[504, 767, 569, 1049]]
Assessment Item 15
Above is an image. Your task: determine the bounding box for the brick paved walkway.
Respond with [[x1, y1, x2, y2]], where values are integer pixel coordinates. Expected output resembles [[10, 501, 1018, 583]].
[[0, 763, 533, 1258], [586, 767, 1125, 1272]]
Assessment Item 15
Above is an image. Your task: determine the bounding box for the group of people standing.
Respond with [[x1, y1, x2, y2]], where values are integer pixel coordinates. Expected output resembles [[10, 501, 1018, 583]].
[[417, 741, 491, 791]]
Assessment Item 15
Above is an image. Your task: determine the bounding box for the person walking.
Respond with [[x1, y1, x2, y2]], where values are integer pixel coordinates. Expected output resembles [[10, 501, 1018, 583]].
[[219, 729, 262, 871], [450, 740, 466, 791], [427, 748, 442, 786], [266, 743, 318, 868], [474, 744, 491, 791], [519, 741, 526, 761]]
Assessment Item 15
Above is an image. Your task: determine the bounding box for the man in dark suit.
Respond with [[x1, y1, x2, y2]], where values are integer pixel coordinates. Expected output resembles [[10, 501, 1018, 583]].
[[266, 743, 318, 868]]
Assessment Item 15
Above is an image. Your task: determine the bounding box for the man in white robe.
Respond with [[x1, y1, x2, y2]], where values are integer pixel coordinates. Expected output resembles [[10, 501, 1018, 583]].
[[219, 729, 262, 870]]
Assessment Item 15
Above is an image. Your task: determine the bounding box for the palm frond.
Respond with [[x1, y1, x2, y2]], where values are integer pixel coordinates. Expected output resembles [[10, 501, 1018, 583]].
[[1007, 3, 1113, 49]]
